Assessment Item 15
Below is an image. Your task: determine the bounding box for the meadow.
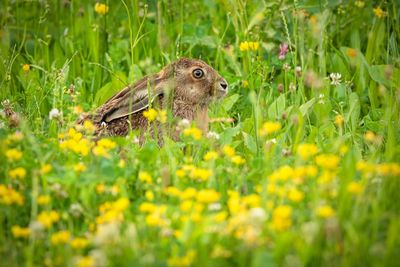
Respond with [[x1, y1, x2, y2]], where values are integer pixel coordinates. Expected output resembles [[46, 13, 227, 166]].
[[1, 0, 400, 266]]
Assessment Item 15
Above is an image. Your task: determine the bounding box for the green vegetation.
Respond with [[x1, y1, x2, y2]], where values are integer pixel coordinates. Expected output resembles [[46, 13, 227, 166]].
[[1, 1, 399, 266]]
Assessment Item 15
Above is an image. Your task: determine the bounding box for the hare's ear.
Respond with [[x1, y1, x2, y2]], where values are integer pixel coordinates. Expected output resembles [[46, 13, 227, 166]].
[[101, 75, 170, 123]]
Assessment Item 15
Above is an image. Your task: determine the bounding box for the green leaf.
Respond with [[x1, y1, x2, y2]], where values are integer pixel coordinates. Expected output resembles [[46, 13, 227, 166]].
[[268, 94, 285, 119], [346, 92, 360, 131], [222, 93, 240, 111], [299, 98, 316, 117], [242, 132, 257, 153]]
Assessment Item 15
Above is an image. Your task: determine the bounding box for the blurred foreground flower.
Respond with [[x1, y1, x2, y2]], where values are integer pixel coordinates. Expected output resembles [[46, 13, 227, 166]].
[[22, 64, 30, 73], [329, 73, 342, 85], [373, 7, 387, 18], [239, 41, 259, 51], [94, 3, 109, 15], [259, 121, 281, 136], [279, 43, 289, 59]]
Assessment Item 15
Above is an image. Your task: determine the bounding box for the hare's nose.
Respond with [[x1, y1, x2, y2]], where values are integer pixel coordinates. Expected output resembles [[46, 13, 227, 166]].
[[220, 80, 228, 91]]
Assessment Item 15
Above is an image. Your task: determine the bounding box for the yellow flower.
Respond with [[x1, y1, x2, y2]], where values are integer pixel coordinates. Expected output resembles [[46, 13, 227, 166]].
[[139, 202, 157, 213], [239, 41, 260, 51], [347, 48, 358, 58], [40, 164, 52, 175], [22, 64, 30, 73], [37, 210, 60, 228], [37, 195, 51, 205], [5, 149, 23, 161], [315, 154, 340, 170], [176, 169, 186, 178], [316, 205, 335, 218], [139, 171, 153, 184], [189, 167, 212, 181], [9, 167, 26, 179], [242, 80, 249, 88], [92, 145, 110, 158], [11, 225, 30, 238], [157, 110, 167, 123], [76, 256, 95, 267], [143, 108, 158, 122], [97, 138, 116, 149], [94, 2, 109, 15], [74, 162, 87, 173], [297, 143, 318, 160], [364, 131, 377, 143], [145, 190, 154, 201], [196, 189, 220, 204], [51, 230, 71, 245], [113, 197, 130, 212], [183, 127, 202, 140], [203, 150, 218, 161], [70, 237, 89, 249], [73, 105, 83, 114], [259, 121, 281, 136], [354, 1, 365, 8], [96, 183, 106, 194], [222, 145, 235, 157], [0, 185, 24, 205], [373, 7, 386, 18], [180, 187, 197, 200], [347, 182, 363, 195], [271, 205, 292, 231], [288, 188, 305, 203], [83, 120, 96, 132], [334, 115, 344, 126], [231, 155, 245, 165]]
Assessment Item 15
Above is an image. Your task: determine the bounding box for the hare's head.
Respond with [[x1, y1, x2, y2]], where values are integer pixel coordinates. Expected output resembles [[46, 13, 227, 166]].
[[170, 58, 228, 104]]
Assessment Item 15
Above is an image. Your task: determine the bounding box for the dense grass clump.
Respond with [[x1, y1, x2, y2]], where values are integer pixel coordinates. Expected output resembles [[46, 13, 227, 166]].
[[1, 1, 399, 266]]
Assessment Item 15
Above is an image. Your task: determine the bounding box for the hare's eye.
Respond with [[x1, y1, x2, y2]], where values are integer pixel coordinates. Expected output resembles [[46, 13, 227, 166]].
[[192, 68, 204, 79]]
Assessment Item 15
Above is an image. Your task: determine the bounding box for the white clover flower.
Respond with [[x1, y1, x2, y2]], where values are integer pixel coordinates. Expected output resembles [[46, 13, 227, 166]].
[[178, 119, 190, 128], [249, 207, 267, 222], [329, 73, 342, 85], [206, 131, 220, 140], [49, 108, 62, 120]]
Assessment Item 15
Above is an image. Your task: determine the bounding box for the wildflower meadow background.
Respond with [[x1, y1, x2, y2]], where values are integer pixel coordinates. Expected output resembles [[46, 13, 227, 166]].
[[1, 1, 399, 266]]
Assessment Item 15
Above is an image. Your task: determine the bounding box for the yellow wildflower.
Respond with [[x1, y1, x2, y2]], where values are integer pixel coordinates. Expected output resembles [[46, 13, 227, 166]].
[[315, 154, 340, 170], [70, 237, 89, 249], [231, 155, 245, 165], [242, 80, 249, 88], [9, 167, 26, 179], [143, 108, 157, 122], [22, 64, 30, 73], [94, 2, 109, 15], [139, 171, 153, 184], [316, 205, 335, 218], [271, 205, 292, 231], [37, 195, 51, 205], [96, 183, 106, 194], [92, 145, 110, 158], [40, 164, 52, 175], [334, 115, 344, 126], [145, 190, 154, 201], [222, 145, 235, 157], [183, 127, 202, 140], [97, 138, 116, 149], [76, 256, 95, 267], [347, 48, 357, 58], [74, 162, 87, 173], [259, 121, 281, 136], [297, 143, 318, 160], [347, 181, 363, 195], [288, 188, 305, 203], [157, 110, 167, 123], [0, 185, 24, 205], [51, 230, 71, 245], [83, 120, 96, 132], [189, 168, 212, 182], [176, 169, 186, 178], [364, 131, 377, 143], [5, 149, 23, 161], [203, 150, 218, 161], [196, 189, 220, 204], [180, 187, 197, 200], [11, 226, 30, 238], [139, 202, 157, 213], [37, 210, 60, 228], [239, 41, 260, 51], [373, 7, 387, 18]]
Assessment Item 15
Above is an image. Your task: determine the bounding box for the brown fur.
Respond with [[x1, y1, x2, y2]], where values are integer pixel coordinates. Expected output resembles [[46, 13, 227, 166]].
[[78, 58, 228, 138]]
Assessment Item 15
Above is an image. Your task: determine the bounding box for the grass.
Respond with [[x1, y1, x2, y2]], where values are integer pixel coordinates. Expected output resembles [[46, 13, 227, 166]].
[[1, 0, 400, 266]]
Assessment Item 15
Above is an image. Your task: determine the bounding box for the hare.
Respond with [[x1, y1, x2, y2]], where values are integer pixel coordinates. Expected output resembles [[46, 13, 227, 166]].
[[78, 58, 228, 138]]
